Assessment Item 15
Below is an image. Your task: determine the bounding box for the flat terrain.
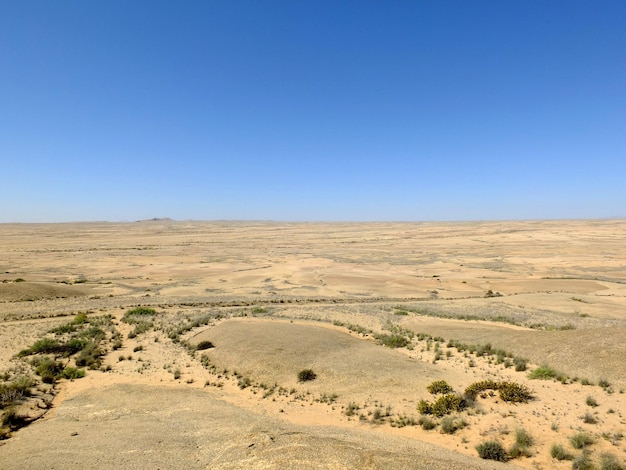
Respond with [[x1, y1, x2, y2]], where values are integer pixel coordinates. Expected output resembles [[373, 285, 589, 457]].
[[0, 220, 625, 469]]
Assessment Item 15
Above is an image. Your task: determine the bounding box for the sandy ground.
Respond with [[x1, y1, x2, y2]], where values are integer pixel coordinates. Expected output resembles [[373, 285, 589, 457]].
[[0, 220, 625, 469]]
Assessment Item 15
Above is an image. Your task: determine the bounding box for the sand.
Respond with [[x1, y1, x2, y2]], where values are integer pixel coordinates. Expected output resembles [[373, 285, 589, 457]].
[[0, 220, 625, 469]]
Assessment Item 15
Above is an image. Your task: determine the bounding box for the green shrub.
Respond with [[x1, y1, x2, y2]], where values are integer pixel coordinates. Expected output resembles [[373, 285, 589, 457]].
[[476, 440, 508, 461], [126, 307, 156, 316], [49, 322, 78, 335], [464, 380, 532, 403], [373, 333, 409, 348], [62, 367, 85, 380], [74, 341, 103, 369], [418, 415, 436, 430], [600, 452, 624, 470], [572, 450, 594, 470], [509, 427, 533, 458], [586, 396, 599, 407], [440, 415, 467, 434], [33, 357, 64, 383], [297, 369, 317, 382], [528, 365, 558, 380], [464, 380, 499, 400], [514, 357, 528, 371], [417, 399, 432, 415], [0, 377, 33, 408], [570, 432, 595, 449], [431, 394, 466, 417], [427, 380, 454, 395], [128, 321, 153, 338], [72, 312, 89, 324], [550, 443, 574, 460], [499, 381, 533, 403]]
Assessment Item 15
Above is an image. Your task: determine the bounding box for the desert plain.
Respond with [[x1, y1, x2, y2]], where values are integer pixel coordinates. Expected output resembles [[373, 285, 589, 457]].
[[0, 219, 625, 469]]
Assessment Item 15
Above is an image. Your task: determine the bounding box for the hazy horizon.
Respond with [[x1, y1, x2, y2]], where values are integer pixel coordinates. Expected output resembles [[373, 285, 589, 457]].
[[2, 1, 624, 223]]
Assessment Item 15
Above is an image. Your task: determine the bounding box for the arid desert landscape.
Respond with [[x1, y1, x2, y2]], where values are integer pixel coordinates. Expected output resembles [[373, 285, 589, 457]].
[[1, 219, 625, 469]]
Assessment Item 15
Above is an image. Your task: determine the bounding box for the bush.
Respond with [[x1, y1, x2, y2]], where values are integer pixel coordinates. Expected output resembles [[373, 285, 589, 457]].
[[33, 357, 64, 383], [418, 415, 436, 430], [195, 340, 214, 351], [374, 334, 409, 348], [0, 376, 34, 408], [550, 443, 574, 460], [62, 367, 85, 380], [528, 365, 558, 380], [514, 357, 528, 371], [464, 380, 499, 400], [440, 415, 467, 434], [431, 394, 465, 417], [570, 432, 595, 449], [499, 381, 533, 403], [586, 396, 599, 407], [464, 380, 533, 403], [427, 380, 454, 395], [49, 322, 78, 335], [126, 307, 156, 316], [128, 321, 153, 338], [297, 369, 317, 382], [572, 450, 594, 470], [582, 412, 598, 424], [476, 440, 508, 461], [417, 399, 432, 415], [600, 453, 624, 470], [73, 340, 103, 369], [515, 427, 534, 448], [509, 428, 533, 458], [72, 313, 89, 324]]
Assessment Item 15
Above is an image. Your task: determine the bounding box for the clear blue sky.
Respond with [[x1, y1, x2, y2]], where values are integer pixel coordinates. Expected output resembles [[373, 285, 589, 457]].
[[1, 1, 624, 222]]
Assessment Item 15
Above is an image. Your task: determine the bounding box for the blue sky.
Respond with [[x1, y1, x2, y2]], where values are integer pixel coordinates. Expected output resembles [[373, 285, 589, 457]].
[[1, 1, 624, 222]]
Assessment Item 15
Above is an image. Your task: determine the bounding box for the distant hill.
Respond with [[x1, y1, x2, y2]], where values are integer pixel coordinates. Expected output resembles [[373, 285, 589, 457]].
[[135, 218, 175, 223]]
